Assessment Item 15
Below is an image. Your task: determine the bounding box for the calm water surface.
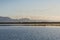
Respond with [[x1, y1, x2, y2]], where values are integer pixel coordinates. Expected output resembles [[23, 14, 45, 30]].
[[0, 26, 60, 40]]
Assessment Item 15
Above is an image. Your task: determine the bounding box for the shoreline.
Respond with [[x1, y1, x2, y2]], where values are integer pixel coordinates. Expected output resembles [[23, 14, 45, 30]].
[[0, 24, 60, 26], [0, 22, 60, 26]]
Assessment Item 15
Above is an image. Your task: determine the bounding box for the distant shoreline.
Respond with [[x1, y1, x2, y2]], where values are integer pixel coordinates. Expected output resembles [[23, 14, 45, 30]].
[[0, 22, 60, 26]]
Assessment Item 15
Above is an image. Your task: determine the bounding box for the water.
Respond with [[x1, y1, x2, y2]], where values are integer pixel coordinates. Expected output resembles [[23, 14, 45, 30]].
[[0, 26, 60, 40]]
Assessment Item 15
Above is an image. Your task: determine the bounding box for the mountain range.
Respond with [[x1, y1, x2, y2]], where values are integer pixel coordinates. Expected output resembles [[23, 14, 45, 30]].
[[0, 16, 50, 22]]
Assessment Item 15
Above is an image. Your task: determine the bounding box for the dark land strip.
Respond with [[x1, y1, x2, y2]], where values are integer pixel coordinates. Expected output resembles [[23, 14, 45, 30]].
[[0, 22, 60, 26]]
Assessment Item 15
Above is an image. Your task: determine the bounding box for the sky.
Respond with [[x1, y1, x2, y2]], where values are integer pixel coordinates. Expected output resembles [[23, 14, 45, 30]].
[[0, 0, 60, 20]]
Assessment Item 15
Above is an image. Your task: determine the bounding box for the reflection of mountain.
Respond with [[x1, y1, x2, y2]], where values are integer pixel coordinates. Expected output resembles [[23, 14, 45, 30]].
[[0, 16, 51, 22]]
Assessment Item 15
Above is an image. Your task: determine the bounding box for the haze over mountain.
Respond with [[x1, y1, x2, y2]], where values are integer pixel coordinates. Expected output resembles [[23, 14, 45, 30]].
[[0, 16, 60, 22], [0, 16, 52, 22]]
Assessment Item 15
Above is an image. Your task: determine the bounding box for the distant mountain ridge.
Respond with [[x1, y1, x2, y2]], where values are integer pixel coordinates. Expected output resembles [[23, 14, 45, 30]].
[[0, 16, 57, 22]]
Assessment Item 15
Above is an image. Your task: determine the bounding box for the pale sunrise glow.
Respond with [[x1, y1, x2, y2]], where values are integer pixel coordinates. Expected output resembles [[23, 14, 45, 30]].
[[9, 16, 60, 21]]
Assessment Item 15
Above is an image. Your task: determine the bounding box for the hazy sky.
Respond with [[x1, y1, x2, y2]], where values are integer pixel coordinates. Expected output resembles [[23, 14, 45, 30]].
[[0, 0, 60, 20]]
